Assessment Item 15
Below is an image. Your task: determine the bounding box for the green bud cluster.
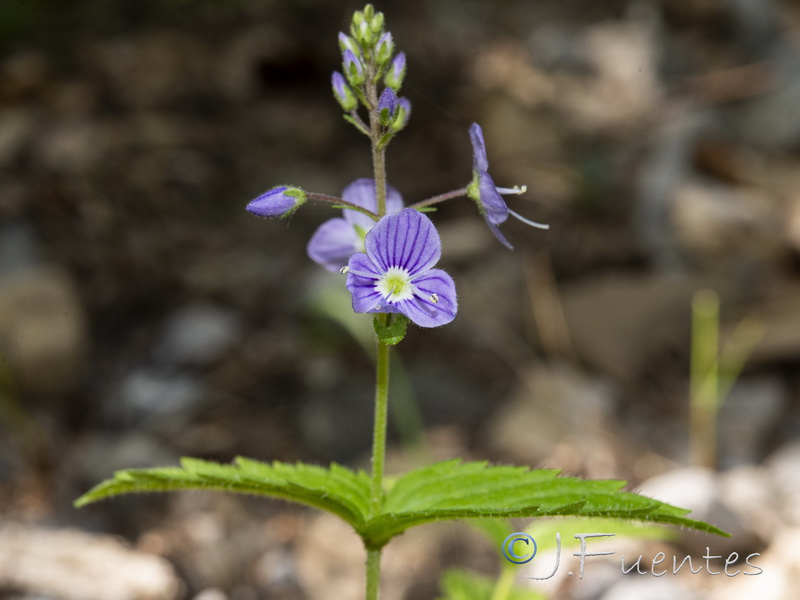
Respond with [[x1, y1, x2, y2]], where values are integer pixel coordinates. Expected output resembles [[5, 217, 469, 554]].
[[333, 4, 410, 140]]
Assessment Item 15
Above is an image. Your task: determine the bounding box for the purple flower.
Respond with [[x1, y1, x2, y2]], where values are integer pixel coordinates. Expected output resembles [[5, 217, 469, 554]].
[[345, 208, 457, 327], [246, 185, 305, 218], [307, 178, 403, 272], [467, 123, 548, 250]]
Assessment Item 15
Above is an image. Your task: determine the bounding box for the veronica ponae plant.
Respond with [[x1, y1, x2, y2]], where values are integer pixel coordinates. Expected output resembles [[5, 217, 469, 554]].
[[77, 6, 726, 600]]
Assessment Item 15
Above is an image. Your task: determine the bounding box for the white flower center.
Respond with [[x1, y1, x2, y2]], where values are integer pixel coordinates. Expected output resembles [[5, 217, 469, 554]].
[[376, 266, 414, 303]]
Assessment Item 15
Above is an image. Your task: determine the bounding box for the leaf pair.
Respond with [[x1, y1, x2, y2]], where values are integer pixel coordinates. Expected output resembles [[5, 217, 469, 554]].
[[75, 457, 726, 551]]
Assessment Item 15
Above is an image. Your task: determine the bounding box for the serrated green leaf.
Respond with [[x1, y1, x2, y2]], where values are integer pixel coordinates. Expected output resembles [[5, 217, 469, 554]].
[[359, 460, 727, 548], [436, 569, 545, 600], [75, 458, 372, 529]]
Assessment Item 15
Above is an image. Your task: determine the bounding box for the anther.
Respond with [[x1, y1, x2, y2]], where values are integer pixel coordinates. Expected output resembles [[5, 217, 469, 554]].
[[430, 293, 439, 304], [339, 266, 349, 274]]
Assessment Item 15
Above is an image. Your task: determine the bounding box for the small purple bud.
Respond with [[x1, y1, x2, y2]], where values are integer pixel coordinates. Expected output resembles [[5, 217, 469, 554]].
[[338, 32, 359, 56], [332, 71, 357, 111], [246, 186, 305, 218], [390, 97, 411, 132], [378, 87, 398, 113], [343, 49, 364, 85], [375, 31, 394, 64], [384, 51, 406, 91]]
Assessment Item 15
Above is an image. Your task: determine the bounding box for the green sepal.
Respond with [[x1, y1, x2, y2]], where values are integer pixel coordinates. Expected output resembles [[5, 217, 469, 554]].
[[373, 314, 408, 346], [376, 131, 395, 150]]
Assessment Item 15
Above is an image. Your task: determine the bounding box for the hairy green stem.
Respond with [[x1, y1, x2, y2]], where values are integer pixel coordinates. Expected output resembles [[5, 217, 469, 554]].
[[306, 192, 378, 220], [365, 71, 387, 216], [410, 187, 469, 210], [365, 548, 382, 600], [371, 329, 390, 513]]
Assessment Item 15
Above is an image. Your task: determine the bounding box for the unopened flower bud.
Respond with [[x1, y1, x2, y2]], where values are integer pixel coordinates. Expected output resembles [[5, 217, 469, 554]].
[[375, 32, 393, 65], [343, 49, 364, 86], [246, 186, 306, 218], [384, 51, 406, 91], [390, 97, 411, 132], [338, 32, 360, 58], [377, 87, 398, 126], [332, 71, 357, 111], [370, 12, 385, 34]]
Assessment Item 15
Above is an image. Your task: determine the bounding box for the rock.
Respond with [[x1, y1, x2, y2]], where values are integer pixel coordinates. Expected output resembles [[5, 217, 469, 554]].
[[0, 109, 35, 167], [560, 271, 740, 382], [717, 376, 787, 467], [0, 266, 87, 396], [0, 523, 181, 600], [0, 221, 41, 276], [766, 442, 800, 525], [600, 577, 699, 600], [153, 303, 243, 368], [633, 107, 720, 264], [735, 47, 800, 149], [636, 466, 757, 555], [484, 363, 619, 474], [71, 432, 178, 484], [707, 526, 800, 600], [749, 283, 800, 364], [112, 368, 208, 428], [671, 178, 782, 267]]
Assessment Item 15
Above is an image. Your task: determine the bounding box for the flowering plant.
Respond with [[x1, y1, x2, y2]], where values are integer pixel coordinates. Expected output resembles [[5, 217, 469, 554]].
[[76, 6, 724, 599]]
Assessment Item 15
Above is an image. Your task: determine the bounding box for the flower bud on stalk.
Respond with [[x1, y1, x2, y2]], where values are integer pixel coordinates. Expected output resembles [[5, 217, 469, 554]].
[[246, 186, 306, 218]]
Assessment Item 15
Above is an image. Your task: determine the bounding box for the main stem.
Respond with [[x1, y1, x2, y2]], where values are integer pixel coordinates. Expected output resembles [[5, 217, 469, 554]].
[[365, 68, 390, 600]]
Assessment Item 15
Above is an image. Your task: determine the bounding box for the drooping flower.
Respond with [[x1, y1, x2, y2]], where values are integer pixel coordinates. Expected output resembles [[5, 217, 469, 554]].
[[466, 122, 548, 250], [307, 178, 403, 272], [246, 186, 306, 218], [345, 208, 457, 328]]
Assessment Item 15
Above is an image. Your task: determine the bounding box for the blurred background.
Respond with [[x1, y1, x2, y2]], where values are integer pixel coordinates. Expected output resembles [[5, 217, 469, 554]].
[[1, 0, 800, 599]]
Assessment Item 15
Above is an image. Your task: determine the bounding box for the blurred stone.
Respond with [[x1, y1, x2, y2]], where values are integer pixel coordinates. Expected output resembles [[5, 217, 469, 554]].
[[0, 266, 87, 396], [71, 433, 178, 483], [560, 271, 739, 382], [154, 303, 243, 368], [766, 441, 800, 525], [708, 526, 799, 600], [735, 50, 800, 149], [636, 466, 756, 555], [193, 589, 227, 600], [0, 221, 40, 276], [600, 577, 698, 600], [0, 523, 181, 600], [485, 363, 619, 474], [719, 465, 779, 541], [113, 369, 208, 427], [0, 109, 34, 167], [717, 376, 787, 467], [634, 107, 719, 263], [749, 284, 800, 364], [34, 119, 108, 174], [672, 178, 781, 266]]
